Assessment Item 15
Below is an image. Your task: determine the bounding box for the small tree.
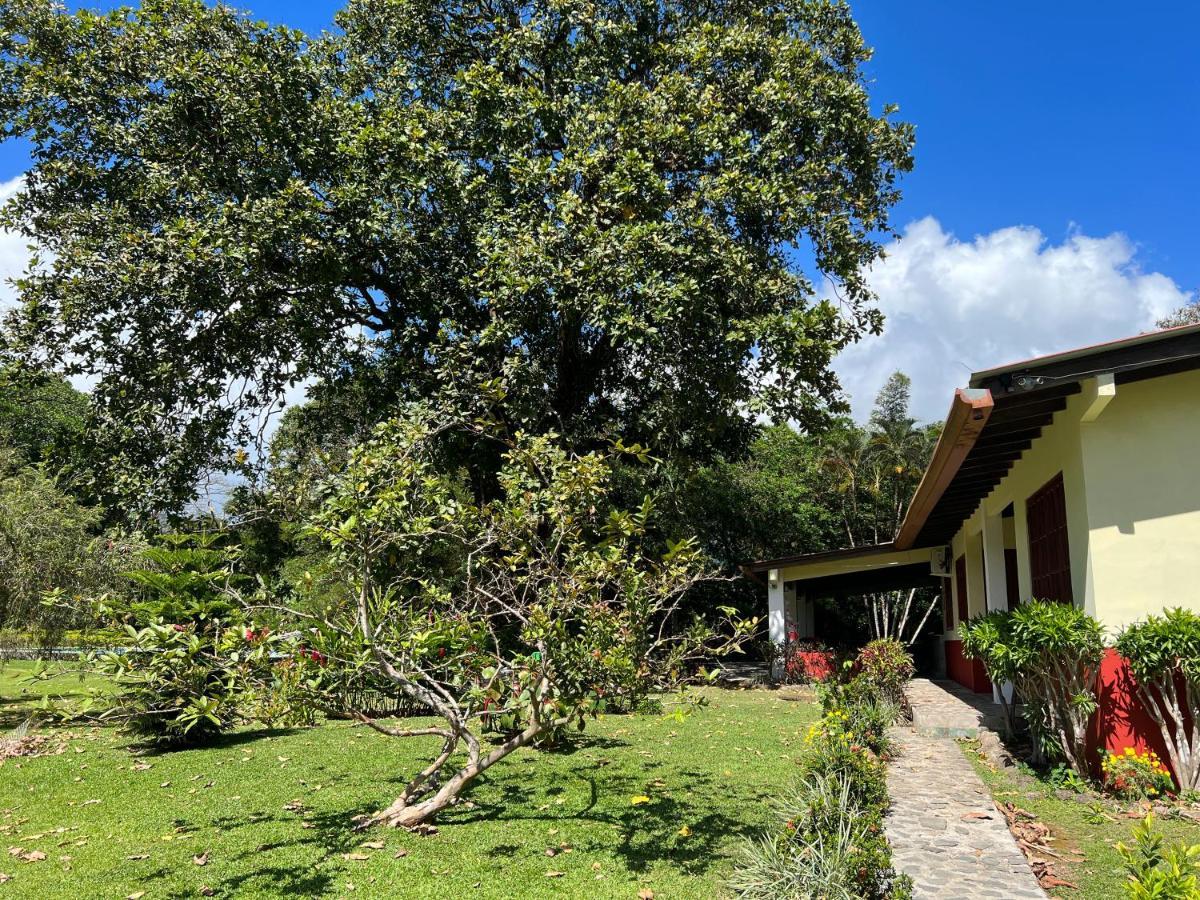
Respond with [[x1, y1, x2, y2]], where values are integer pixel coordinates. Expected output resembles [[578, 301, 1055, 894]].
[[300, 405, 749, 828], [961, 600, 1104, 773], [1116, 608, 1200, 792]]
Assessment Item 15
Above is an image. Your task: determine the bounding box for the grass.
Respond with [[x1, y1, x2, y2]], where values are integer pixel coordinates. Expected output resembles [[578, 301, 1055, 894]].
[[964, 742, 1200, 899], [0, 659, 109, 730], [0, 663, 819, 899]]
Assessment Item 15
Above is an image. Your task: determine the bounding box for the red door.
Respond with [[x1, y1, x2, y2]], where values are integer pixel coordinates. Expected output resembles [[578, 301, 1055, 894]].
[[1027, 472, 1073, 603]]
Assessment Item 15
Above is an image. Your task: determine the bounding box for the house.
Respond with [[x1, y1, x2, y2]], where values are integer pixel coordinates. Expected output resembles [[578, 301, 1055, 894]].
[[747, 323, 1200, 757]]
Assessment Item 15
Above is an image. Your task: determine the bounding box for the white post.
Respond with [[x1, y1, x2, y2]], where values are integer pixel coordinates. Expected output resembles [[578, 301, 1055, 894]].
[[768, 569, 786, 679], [981, 511, 1013, 704]]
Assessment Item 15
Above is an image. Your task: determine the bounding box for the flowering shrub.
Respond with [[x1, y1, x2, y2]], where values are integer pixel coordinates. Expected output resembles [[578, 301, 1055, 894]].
[[818, 676, 898, 757], [1101, 747, 1175, 801], [854, 638, 914, 707], [781, 638, 838, 684], [731, 675, 910, 898]]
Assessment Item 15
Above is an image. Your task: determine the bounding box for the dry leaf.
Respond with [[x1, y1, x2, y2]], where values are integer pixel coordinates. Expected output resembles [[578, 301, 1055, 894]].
[[544, 870, 565, 878], [393, 849, 408, 859], [545, 848, 557, 857], [0, 873, 10, 883], [677, 825, 692, 837], [361, 841, 384, 850], [637, 889, 655, 899], [961, 811, 992, 820], [629, 796, 650, 806], [199, 887, 215, 896], [126, 854, 149, 861], [343, 852, 370, 861], [20, 850, 46, 862], [126, 892, 146, 900], [193, 852, 209, 866]]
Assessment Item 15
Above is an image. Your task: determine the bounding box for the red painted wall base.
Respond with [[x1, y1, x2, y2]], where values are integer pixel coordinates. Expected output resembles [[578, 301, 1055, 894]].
[[944, 639, 992, 694], [1088, 648, 1188, 785]]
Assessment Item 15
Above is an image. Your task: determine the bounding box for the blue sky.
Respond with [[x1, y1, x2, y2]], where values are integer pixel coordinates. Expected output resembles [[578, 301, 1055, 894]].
[[1, 1, 1197, 421]]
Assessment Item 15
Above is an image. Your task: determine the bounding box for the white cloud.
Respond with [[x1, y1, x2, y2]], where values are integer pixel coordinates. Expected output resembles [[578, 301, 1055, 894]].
[[834, 217, 1195, 424], [0, 175, 28, 313]]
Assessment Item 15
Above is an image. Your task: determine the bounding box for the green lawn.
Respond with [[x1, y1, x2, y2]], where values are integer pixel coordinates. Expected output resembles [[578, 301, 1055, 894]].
[[0, 666, 817, 899], [0, 659, 109, 730], [965, 743, 1200, 899]]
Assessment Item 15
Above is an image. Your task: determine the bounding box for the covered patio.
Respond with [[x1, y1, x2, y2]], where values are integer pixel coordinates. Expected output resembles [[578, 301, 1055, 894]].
[[747, 377, 1093, 696]]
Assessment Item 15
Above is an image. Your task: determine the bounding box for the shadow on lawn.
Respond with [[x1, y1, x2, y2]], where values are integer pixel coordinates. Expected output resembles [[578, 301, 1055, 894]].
[[141, 727, 768, 896]]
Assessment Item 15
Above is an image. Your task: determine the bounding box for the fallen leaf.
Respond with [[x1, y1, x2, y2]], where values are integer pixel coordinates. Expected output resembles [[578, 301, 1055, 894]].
[[637, 890, 655, 899], [393, 849, 408, 859], [193, 851, 209, 866], [677, 826, 692, 837], [961, 812, 992, 821], [545, 848, 557, 857], [544, 870, 564, 878], [343, 853, 370, 861], [0, 872, 9, 883], [20, 851, 46, 862], [199, 887, 215, 896], [361, 841, 384, 850], [126, 892, 145, 900], [125, 854, 149, 861], [81, 799, 101, 806], [629, 796, 651, 806]]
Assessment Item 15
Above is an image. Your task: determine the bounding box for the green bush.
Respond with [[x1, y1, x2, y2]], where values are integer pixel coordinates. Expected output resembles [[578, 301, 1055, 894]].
[[818, 676, 898, 757], [961, 600, 1104, 774], [81, 534, 273, 747], [1115, 608, 1200, 793], [1117, 813, 1200, 899], [854, 638, 914, 708]]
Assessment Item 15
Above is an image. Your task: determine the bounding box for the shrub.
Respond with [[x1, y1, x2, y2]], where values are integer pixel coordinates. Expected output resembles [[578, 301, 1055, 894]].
[[1115, 608, 1200, 792], [1117, 813, 1200, 899], [731, 676, 910, 899], [78, 534, 272, 747], [961, 600, 1104, 774], [1101, 747, 1174, 801], [781, 638, 838, 685], [728, 772, 908, 900], [818, 676, 898, 758], [855, 638, 914, 707]]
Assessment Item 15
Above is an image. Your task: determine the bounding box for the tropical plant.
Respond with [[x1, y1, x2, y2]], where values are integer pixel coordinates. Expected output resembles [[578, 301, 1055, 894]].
[[1116, 608, 1200, 792], [961, 600, 1105, 774], [855, 637, 914, 708], [69, 534, 264, 747], [1117, 813, 1200, 900], [0, 0, 913, 516], [294, 401, 751, 827]]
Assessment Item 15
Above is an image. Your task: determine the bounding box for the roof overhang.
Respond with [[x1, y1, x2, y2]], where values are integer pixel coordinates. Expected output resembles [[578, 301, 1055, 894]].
[[745, 323, 1200, 595]]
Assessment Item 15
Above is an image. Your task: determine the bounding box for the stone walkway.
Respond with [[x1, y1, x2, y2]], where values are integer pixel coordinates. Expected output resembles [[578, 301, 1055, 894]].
[[885, 682, 1045, 898]]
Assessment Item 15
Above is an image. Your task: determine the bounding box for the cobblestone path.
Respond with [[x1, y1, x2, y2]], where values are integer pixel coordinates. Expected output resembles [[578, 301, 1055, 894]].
[[885, 728, 1045, 899]]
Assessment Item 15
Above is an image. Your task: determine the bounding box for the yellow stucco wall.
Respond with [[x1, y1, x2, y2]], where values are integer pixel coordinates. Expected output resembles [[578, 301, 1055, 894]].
[[945, 368, 1200, 633], [1079, 368, 1200, 631]]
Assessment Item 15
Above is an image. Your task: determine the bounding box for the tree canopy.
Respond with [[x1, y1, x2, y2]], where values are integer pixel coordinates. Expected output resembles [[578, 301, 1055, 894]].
[[0, 0, 913, 514]]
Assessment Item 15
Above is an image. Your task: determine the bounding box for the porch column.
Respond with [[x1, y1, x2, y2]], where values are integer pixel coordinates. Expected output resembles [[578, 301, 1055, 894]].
[[981, 511, 1009, 614], [981, 511, 1013, 704], [768, 569, 785, 678]]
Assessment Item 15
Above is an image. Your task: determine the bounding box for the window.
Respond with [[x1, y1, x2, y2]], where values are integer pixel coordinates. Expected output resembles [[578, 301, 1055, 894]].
[[1026, 472, 1073, 603]]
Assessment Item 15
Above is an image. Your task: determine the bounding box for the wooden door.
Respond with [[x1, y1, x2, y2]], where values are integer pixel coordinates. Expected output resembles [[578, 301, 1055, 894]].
[[1026, 472, 1073, 603]]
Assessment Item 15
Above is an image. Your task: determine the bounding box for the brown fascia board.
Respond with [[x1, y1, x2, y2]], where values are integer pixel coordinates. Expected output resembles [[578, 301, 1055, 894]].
[[893, 388, 994, 550], [746, 542, 899, 575]]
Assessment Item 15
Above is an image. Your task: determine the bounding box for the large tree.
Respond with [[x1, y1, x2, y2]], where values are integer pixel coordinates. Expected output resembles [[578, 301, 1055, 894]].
[[0, 0, 913, 514]]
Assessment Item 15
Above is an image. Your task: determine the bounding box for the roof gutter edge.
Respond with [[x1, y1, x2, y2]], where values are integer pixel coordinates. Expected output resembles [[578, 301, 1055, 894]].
[[893, 387, 994, 550]]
